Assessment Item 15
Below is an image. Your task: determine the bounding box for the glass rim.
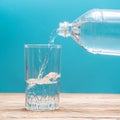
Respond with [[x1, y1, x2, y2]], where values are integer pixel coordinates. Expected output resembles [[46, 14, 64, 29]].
[[24, 44, 61, 48]]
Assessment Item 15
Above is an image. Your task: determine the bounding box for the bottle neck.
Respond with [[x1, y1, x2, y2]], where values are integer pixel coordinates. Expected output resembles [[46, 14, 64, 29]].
[[57, 22, 72, 37]]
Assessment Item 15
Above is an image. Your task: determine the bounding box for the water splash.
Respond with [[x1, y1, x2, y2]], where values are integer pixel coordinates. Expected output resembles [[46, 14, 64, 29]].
[[27, 72, 60, 89]]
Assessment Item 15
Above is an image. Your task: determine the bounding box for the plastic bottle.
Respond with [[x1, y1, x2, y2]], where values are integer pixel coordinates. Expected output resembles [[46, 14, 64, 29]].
[[57, 9, 120, 56]]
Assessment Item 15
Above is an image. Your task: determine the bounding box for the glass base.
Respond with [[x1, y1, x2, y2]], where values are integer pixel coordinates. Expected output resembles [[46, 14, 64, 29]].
[[25, 95, 59, 111], [26, 101, 59, 111]]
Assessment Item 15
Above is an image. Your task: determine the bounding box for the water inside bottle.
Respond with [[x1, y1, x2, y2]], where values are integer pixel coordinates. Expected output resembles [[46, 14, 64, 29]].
[[26, 30, 60, 110], [75, 21, 120, 56]]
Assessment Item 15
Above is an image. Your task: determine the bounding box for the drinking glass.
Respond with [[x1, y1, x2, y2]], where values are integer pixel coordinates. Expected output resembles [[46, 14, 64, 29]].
[[24, 44, 61, 110]]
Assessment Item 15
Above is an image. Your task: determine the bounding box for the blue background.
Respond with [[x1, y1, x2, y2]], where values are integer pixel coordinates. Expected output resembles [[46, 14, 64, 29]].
[[1, 0, 120, 93]]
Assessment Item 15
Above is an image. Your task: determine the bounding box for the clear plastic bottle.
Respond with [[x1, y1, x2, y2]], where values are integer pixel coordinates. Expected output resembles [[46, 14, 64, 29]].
[[57, 9, 120, 56]]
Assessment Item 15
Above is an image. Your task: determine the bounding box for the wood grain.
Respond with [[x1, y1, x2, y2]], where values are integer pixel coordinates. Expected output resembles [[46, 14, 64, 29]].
[[1, 93, 120, 120]]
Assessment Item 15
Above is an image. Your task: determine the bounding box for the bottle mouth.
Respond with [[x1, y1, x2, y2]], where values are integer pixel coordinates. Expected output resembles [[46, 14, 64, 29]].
[[57, 22, 71, 37]]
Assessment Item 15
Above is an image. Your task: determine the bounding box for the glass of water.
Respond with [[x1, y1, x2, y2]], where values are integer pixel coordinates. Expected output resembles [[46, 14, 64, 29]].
[[24, 44, 61, 111]]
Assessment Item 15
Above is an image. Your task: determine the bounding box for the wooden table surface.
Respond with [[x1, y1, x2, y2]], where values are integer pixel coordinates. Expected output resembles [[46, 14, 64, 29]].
[[1, 93, 120, 120]]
